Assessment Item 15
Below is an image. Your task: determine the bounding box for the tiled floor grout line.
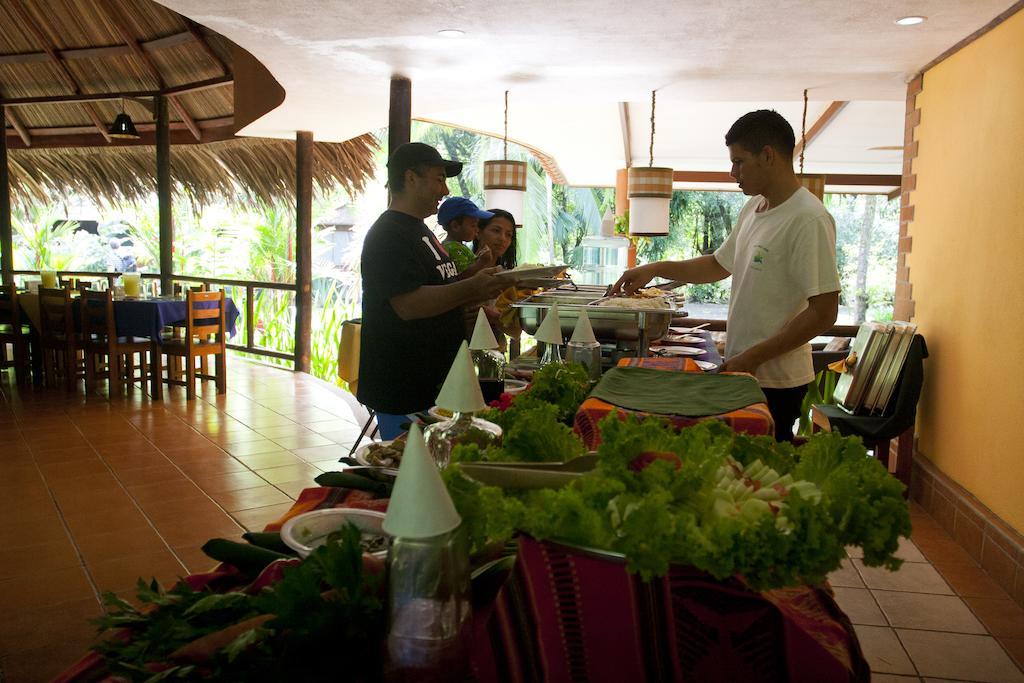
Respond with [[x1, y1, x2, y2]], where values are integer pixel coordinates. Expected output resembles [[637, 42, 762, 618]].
[[24, 407, 193, 600], [852, 512, 1024, 678], [851, 555, 923, 678], [22, 436, 107, 612]]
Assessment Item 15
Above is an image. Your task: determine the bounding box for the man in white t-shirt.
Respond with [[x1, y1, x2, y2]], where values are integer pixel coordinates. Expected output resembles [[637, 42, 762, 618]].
[[611, 109, 841, 440]]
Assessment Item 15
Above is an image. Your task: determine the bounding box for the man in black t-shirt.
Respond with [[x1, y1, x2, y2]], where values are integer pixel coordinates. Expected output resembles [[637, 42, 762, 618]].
[[358, 143, 507, 439]]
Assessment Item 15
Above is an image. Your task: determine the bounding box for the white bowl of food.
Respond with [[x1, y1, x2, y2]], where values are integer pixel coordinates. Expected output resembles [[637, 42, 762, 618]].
[[353, 439, 405, 467], [280, 508, 389, 559], [503, 379, 528, 395]]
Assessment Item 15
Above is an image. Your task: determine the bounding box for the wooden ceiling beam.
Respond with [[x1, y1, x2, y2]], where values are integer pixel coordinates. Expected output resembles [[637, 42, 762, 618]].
[[99, 0, 166, 89], [671, 170, 900, 188], [4, 125, 237, 151], [167, 96, 201, 140], [793, 100, 849, 160], [7, 116, 233, 138], [182, 19, 230, 76], [98, 0, 202, 141], [0, 31, 194, 65], [4, 109, 32, 147], [7, 0, 81, 93], [7, 0, 113, 142], [0, 76, 232, 107], [82, 102, 113, 143]]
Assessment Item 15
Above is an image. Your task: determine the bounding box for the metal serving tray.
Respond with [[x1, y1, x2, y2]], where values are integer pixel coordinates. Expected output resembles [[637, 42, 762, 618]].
[[513, 285, 682, 355]]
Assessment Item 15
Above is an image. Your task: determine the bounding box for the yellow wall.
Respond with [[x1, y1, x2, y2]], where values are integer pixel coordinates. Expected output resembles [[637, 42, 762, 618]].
[[910, 8, 1024, 531]]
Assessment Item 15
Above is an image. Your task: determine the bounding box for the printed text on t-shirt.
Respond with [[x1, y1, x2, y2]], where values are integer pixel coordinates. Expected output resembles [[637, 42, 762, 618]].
[[436, 261, 458, 278]]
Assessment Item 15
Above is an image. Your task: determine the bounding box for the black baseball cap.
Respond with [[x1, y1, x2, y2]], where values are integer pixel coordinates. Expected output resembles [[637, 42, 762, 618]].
[[387, 142, 463, 177]]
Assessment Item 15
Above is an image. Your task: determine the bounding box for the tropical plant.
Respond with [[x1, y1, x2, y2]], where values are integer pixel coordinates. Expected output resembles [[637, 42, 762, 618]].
[[11, 205, 80, 270]]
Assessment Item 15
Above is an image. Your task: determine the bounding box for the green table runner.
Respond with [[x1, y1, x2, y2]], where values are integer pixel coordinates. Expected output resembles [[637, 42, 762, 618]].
[[590, 367, 766, 417]]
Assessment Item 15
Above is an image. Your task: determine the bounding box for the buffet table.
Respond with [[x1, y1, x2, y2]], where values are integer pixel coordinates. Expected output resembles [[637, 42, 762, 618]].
[[573, 331, 774, 448], [56, 480, 869, 683]]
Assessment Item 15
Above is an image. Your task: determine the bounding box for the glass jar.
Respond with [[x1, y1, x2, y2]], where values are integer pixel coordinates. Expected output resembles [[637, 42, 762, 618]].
[[566, 340, 602, 380], [424, 412, 474, 469], [387, 526, 470, 681], [472, 349, 506, 404]]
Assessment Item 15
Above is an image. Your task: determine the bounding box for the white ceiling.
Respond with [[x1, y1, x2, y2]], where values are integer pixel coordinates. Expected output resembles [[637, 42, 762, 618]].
[[161, 0, 1014, 187]]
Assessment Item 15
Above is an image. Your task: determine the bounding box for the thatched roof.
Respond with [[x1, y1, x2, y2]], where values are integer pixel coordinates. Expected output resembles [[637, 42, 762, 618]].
[[0, 0, 234, 145], [7, 134, 380, 207], [1, 0, 379, 205]]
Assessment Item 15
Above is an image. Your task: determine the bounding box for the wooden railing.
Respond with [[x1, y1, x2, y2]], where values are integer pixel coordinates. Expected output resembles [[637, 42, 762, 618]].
[[13, 269, 299, 364]]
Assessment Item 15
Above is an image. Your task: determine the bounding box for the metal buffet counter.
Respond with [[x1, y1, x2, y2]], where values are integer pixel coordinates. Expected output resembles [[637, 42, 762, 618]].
[[512, 283, 684, 358]]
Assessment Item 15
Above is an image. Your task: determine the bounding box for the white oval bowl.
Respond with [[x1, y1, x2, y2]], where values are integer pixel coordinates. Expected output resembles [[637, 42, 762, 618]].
[[280, 508, 389, 559]]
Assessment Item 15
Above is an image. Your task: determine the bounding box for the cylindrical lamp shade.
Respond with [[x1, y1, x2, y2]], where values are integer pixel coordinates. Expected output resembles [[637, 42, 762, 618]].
[[628, 197, 671, 236], [484, 160, 527, 225], [484, 189, 525, 227], [797, 174, 826, 200], [627, 166, 673, 236]]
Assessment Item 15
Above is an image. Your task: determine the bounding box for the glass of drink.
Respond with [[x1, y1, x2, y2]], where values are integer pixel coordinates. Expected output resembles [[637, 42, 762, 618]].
[[122, 273, 141, 298]]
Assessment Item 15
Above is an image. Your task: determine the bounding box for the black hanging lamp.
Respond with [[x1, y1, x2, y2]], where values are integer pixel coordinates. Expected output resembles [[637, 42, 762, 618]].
[[108, 98, 140, 140]]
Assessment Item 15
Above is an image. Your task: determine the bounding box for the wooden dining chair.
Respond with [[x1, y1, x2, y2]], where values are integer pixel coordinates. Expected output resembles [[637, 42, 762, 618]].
[[168, 282, 209, 381], [161, 290, 227, 400], [0, 284, 30, 385], [37, 286, 82, 391], [80, 289, 152, 397]]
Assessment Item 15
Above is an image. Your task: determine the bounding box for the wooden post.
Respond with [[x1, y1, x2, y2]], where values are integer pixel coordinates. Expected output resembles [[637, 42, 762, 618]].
[[388, 77, 412, 155], [615, 168, 637, 268], [294, 130, 313, 373], [156, 95, 173, 295], [0, 105, 12, 285]]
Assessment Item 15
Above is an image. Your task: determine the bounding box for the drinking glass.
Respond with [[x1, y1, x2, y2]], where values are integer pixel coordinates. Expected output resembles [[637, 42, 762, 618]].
[[122, 273, 141, 298]]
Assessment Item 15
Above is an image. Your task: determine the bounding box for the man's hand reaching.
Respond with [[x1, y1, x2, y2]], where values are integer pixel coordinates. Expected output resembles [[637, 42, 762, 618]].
[[609, 263, 659, 295]]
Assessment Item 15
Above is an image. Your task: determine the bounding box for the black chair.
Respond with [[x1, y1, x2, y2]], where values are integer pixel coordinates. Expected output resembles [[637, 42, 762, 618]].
[[0, 284, 30, 385], [812, 335, 928, 492]]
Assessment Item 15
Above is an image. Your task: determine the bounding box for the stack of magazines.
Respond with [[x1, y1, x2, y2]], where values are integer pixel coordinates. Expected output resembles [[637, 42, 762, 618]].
[[833, 321, 918, 415]]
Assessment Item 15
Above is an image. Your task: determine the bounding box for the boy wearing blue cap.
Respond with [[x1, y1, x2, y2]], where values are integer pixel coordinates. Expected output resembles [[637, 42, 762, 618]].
[[438, 196, 495, 276]]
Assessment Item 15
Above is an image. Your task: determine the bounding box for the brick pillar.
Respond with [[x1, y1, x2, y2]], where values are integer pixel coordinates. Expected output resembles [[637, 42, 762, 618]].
[[891, 74, 924, 475], [894, 75, 922, 322]]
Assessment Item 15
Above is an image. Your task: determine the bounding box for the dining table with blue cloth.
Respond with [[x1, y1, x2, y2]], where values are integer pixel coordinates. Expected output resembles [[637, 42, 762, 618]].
[[19, 293, 240, 395], [73, 295, 241, 341]]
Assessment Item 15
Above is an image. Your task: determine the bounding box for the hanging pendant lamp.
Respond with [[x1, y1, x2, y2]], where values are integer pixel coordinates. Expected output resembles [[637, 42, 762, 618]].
[[108, 99, 140, 140], [628, 90, 672, 237], [796, 89, 826, 200], [483, 91, 527, 226]]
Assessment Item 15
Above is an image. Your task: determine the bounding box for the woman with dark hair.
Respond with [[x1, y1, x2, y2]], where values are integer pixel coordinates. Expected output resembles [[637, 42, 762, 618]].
[[473, 208, 517, 269], [473, 209, 531, 350]]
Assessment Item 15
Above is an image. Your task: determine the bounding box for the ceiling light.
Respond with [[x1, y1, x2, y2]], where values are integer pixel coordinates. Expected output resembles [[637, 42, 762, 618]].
[[484, 90, 527, 226], [628, 90, 673, 237], [108, 99, 140, 140], [895, 16, 926, 26], [437, 29, 465, 38]]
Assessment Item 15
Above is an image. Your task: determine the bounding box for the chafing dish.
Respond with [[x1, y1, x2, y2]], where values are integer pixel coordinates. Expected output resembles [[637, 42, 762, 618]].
[[513, 284, 684, 357]]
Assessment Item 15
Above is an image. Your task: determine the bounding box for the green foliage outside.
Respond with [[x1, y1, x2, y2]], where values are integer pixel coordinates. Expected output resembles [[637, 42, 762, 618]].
[[9, 123, 898, 384]]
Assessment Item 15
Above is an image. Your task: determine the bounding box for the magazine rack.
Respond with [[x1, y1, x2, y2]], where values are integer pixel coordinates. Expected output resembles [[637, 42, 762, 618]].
[[812, 335, 928, 490]]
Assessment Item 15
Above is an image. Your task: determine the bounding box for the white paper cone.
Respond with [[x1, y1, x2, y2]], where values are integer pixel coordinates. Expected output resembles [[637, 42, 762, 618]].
[[469, 308, 499, 350], [383, 424, 461, 539], [435, 341, 487, 413], [534, 301, 564, 345], [570, 309, 598, 344]]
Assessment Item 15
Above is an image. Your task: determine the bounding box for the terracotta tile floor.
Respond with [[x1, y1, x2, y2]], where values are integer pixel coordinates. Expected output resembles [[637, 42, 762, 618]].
[[2, 361, 1024, 682]]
